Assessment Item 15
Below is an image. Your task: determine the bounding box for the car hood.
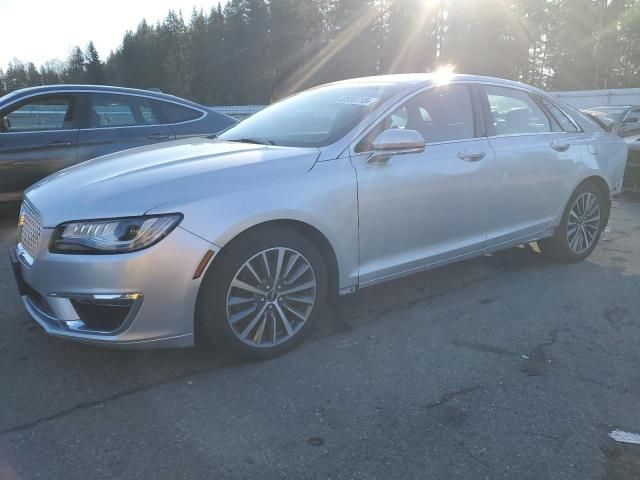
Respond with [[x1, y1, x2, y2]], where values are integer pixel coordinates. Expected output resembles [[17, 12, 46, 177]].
[[25, 138, 320, 227]]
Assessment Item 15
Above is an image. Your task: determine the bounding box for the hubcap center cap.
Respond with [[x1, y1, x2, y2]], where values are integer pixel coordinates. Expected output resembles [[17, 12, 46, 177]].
[[267, 290, 277, 302]]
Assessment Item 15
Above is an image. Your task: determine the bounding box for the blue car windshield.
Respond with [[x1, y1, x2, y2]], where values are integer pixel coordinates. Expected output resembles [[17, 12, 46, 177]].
[[219, 83, 405, 148]]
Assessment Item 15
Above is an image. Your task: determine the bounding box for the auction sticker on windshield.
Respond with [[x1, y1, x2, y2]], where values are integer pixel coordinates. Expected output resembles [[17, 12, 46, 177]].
[[336, 96, 378, 106]]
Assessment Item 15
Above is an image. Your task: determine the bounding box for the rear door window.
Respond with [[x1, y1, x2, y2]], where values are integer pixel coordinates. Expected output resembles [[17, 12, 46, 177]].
[[90, 94, 139, 128], [136, 98, 161, 125], [483, 86, 551, 135]]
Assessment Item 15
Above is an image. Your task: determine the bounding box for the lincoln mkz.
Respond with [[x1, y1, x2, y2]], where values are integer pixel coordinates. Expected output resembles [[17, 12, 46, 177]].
[[9, 74, 628, 359]]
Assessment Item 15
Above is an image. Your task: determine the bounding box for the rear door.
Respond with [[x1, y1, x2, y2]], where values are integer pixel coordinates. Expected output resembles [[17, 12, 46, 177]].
[[0, 93, 79, 202], [479, 84, 580, 246], [76, 93, 174, 162]]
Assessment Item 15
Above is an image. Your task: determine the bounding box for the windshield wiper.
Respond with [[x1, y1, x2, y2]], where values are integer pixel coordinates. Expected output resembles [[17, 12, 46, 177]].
[[226, 137, 277, 146]]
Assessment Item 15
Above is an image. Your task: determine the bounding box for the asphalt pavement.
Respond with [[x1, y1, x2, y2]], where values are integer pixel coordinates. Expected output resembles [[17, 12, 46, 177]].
[[1, 199, 639, 479]]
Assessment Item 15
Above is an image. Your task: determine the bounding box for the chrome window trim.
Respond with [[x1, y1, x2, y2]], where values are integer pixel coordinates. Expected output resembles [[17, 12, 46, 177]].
[[348, 80, 587, 154], [0, 89, 207, 135], [0, 128, 80, 136], [537, 95, 583, 133], [353, 136, 487, 156], [487, 131, 570, 140]]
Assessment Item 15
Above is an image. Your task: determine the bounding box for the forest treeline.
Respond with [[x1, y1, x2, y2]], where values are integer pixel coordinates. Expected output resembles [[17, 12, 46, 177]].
[[1, 0, 639, 105]]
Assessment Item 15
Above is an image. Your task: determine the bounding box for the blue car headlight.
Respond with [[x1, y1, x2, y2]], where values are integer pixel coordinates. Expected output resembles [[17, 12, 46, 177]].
[[50, 214, 182, 254]]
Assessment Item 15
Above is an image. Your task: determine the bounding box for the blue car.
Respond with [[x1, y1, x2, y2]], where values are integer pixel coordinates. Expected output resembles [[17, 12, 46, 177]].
[[0, 85, 236, 204]]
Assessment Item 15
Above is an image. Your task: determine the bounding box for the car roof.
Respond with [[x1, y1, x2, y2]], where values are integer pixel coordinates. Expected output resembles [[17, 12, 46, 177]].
[[1, 84, 206, 109], [330, 73, 542, 92]]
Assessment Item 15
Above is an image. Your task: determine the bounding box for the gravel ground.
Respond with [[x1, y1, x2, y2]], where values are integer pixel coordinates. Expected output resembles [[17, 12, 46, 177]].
[[0, 198, 639, 479]]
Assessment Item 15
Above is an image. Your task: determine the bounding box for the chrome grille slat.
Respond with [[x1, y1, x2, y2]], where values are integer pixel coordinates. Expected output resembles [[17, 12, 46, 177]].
[[18, 201, 42, 260]]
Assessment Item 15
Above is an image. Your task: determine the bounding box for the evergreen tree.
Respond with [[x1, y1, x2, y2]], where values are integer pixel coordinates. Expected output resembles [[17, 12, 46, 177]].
[[26, 62, 42, 87], [159, 10, 192, 98], [85, 41, 105, 84], [2, 0, 640, 100], [40, 60, 63, 85], [4, 60, 28, 91], [64, 46, 86, 84]]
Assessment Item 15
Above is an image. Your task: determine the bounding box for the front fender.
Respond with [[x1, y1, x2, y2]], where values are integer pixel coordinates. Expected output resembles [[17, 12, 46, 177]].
[[148, 159, 360, 291]]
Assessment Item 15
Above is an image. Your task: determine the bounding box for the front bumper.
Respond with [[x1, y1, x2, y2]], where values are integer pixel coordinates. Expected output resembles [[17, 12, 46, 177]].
[[10, 226, 217, 348]]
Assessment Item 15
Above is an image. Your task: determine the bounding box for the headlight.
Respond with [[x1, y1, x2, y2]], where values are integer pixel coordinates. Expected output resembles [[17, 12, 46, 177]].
[[50, 214, 182, 254]]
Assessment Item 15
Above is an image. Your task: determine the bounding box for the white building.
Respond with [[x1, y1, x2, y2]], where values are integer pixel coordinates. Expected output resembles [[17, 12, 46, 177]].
[[552, 88, 640, 109]]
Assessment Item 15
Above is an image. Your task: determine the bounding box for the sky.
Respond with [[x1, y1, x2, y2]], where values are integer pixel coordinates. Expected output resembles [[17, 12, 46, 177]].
[[0, 0, 221, 68]]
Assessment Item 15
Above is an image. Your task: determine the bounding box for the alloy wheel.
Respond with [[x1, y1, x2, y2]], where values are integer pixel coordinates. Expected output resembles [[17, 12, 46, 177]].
[[567, 192, 601, 254], [225, 247, 317, 347]]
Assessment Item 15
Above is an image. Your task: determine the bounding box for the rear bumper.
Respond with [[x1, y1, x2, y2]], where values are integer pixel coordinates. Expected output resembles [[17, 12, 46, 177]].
[[9, 226, 218, 349]]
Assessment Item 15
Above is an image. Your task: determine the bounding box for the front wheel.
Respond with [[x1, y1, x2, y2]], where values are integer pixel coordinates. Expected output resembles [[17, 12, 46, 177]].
[[196, 226, 328, 360], [539, 182, 608, 262]]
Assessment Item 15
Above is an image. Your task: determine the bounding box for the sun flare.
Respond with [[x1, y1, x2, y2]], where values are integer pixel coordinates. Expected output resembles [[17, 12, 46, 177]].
[[432, 65, 456, 84]]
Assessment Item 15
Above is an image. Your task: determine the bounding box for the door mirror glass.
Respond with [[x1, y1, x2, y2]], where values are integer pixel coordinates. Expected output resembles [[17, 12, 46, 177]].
[[371, 128, 426, 152]]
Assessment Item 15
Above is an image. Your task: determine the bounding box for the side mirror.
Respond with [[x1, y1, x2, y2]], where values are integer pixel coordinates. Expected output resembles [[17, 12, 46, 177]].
[[0, 116, 10, 132], [368, 128, 426, 163], [623, 116, 639, 125]]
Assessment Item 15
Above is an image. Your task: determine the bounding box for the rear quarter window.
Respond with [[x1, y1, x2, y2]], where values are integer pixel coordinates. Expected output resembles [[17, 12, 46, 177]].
[[537, 96, 580, 132], [156, 101, 202, 124]]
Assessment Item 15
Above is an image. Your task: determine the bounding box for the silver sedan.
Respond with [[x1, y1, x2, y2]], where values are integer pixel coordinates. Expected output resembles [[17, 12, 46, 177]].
[[10, 74, 628, 359]]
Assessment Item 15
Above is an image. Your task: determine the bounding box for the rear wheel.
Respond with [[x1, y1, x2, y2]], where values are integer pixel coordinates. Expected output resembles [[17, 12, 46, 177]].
[[196, 226, 327, 360], [539, 182, 608, 262]]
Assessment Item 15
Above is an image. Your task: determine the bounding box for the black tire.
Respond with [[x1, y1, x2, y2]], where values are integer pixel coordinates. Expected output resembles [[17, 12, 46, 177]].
[[538, 182, 609, 262], [196, 225, 328, 361]]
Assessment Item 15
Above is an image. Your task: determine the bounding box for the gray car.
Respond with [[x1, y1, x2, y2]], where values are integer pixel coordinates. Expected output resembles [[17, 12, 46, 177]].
[[0, 85, 236, 203], [9, 74, 628, 359], [582, 105, 640, 138]]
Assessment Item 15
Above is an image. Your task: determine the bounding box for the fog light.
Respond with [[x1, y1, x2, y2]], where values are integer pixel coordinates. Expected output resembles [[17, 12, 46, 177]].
[[49, 293, 142, 333]]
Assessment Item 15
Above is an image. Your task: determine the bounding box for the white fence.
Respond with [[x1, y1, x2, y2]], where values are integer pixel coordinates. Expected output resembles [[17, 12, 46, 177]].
[[210, 105, 264, 119], [551, 88, 640, 109], [212, 88, 640, 119]]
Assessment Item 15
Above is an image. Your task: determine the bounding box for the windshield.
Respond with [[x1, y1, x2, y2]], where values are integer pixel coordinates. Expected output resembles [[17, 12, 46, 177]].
[[219, 83, 405, 148]]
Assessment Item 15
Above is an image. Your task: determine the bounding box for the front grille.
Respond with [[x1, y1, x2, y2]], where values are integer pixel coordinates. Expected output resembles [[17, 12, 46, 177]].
[[18, 201, 42, 259]]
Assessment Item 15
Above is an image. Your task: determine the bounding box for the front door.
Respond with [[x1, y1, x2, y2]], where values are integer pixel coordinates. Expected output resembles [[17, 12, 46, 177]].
[[0, 94, 79, 202], [351, 84, 494, 286]]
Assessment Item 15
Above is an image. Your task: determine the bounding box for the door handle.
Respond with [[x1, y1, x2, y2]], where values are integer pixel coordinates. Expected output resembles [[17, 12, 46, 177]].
[[550, 141, 570, 152], [48, 140, 72, 147], [146, 133, 170, 141], [457, 151, 485, 162]]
